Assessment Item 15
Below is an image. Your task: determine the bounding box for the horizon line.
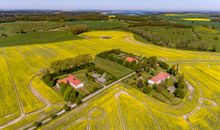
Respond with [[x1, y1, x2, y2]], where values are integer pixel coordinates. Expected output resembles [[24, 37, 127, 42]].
[[1, 9, 220, 12]]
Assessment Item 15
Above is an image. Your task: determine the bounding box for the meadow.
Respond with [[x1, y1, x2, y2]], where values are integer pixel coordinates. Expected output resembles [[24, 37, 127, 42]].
[[95, 57, 134, 79], [0, 30, 220, 129]]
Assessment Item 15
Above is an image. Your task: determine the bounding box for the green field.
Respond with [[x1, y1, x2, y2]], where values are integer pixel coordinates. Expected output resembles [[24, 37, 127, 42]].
[[0, 30, 220, 129], [65, 20, 126, 30], [0, 21, 64, 36], [0, 31, 81, 47], [160, 13, 220, 30], [95, 57, 134, 79]]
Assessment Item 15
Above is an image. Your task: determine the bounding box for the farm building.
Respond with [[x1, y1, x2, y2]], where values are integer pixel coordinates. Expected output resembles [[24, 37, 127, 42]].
[[148, 72, 171, 85], [92, 73, 107, 83], [57, 74, 84, 89], [125, 56, 137, 63]]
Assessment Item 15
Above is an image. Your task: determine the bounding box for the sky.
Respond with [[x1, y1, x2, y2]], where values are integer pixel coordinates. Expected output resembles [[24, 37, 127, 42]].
[[0, 0, 220, 11]]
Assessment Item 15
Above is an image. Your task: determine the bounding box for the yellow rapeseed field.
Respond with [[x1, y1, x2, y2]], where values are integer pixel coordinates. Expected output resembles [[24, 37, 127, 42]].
[[0, 31, 220, 129], [182, 18, 211, 21]]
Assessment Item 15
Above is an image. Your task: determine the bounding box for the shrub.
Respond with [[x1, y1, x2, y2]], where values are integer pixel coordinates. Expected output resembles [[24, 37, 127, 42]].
[[70, 24, 88, 35], [76, 98, 83, 105], [143, 86, 152, 94], [51, 113, 57, 119], [35, 121, 43, 127], [152, 84, 158, 90], [214, 37, 219, 40]]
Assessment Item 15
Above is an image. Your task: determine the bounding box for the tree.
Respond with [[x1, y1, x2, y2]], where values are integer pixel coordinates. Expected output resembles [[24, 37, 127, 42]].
[[168, 65, 177, 76], [148, 56, 157, 69], [69, 91, 77, 103], [20, 29, 26, 34], [60, 83, 68, 95], [76, 98, 82, 105], [42, 70, 56, 87], [137, 79, 144, 88], [70, 24, 88, 35], [85, 72, 89, 77], [63, 86, 73, 101], [174, 88, 185, 98], [158, 61, 169, 70], [177, 75, 186, 89]]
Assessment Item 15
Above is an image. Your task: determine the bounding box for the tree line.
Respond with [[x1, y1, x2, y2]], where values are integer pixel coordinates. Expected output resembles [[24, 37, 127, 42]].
[[42, 54, 93, 87], [211, 17, 220, 22], [0, 12, 109, 23], [124, 27, 214, 52]]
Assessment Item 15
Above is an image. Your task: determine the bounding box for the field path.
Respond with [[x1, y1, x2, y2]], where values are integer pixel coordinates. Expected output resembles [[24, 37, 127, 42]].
[[28, 73, 51, 109], [16, 46, 52, 113], [0, 49, 25, 129], [115, 91, 127, 130], [183, 81, 204, 130], [0, 71, 51, 129]]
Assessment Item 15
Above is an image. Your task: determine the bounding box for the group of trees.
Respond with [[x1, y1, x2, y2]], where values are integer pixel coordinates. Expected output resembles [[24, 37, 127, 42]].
[[211, 17, 220, 22], [43, 54, 93, 87], [1, 33, 8, 37], [69, 24, 89, 35], [50, 54, 92, 72], [59, 83, 82, 104], [174, 75, 187, 98], [176, 40, 209, 51]]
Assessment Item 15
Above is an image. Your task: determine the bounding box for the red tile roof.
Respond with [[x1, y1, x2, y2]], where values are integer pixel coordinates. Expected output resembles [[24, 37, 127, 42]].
[[149, 72, 170, 83], [58, 74, 81, 86], [125, 57, 136, 62]]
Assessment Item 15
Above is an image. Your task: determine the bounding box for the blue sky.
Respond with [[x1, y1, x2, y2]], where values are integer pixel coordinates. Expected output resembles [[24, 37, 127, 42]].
[[1, 0, 220, 11]]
